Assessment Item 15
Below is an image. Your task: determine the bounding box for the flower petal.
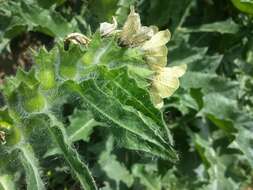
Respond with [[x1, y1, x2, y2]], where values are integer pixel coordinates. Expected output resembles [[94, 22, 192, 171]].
[[150, 87, 164, 109], [144, 46, 168, 57], [100, 17, 118, 36], [153, 75, 179, 98], [168, 64, 187, 77], [146, 56, 167, 70], [142, 30, 171, 50], [152, 64, 187, 98]]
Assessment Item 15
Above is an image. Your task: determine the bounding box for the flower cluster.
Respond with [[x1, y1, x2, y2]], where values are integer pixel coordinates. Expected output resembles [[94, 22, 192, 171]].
[[101, 7, 187, 108]]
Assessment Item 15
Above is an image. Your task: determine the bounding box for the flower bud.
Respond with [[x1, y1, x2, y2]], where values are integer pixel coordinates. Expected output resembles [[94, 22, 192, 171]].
[[100, 17, 118, 36]]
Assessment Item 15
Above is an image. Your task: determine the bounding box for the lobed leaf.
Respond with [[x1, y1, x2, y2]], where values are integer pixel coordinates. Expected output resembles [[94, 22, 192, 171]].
[[62, 79, 178, 161]]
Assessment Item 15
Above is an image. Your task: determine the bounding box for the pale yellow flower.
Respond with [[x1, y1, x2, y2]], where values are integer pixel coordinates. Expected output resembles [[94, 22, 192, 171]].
[[143, 46, 168, 70], [151, 64, 187, 108], [141, 30, 171, 50], [141, 30, 171, 70], [118, 8, 187, 109], [150, 87, 164, 109]]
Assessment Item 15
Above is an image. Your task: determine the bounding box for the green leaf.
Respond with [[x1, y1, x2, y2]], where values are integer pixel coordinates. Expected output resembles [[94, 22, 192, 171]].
[[179, 19, 240, 34], [132, 164, 162, 190], [19, 144, 45, 190], [181, 72, 238, 99], [4, 1, 76, 38], [62, 79, 178, 161], [231, 0, 253, 14], [201, 93, 237, 120], [81, 34, 144, 67], [179, 71, 239, 132], [67, 109, 99, 143], [0, 174, 16, 190], [0, 38, 9, 54], [229, 127, 253, 168], [97, 66, 166, 131], [207, 114, 237, 134], [98, 136, 134, 187], [190, 132, 239, 190], [48, 115, 97, 190]]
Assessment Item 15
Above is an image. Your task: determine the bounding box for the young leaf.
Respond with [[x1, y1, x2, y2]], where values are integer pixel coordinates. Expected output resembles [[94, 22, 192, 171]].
[[67, 109, 99, 143], [98, 136, 134, 187], [132, 164, 162, 190], [0, 174, 16, 190], [179, 19, 240, 34]]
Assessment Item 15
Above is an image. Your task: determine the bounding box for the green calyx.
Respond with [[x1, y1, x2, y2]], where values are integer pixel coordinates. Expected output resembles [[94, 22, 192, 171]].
[[22, 92, 46, 113], [35, 48, 57, 89], [0, 121, 21, 146], [18, 84, 46, 113], [37, 70, 56, 90]]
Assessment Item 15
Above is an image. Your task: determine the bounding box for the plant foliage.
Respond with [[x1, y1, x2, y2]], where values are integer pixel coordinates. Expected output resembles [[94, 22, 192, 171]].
[[1, 0, 253, 190]]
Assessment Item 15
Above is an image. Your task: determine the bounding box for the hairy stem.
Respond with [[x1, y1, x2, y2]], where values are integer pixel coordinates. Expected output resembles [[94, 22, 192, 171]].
[[19, 144, 45, 190]]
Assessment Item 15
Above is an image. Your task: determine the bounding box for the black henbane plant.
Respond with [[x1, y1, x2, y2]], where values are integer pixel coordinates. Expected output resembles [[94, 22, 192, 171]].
[[0, 8, 186, 190]]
